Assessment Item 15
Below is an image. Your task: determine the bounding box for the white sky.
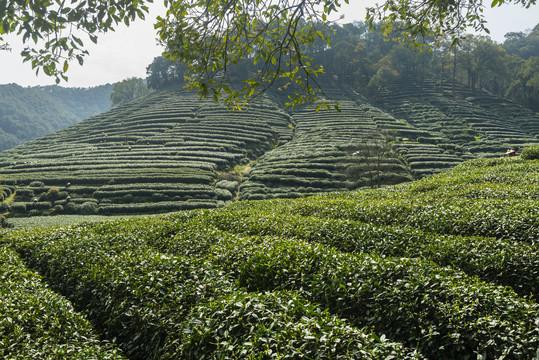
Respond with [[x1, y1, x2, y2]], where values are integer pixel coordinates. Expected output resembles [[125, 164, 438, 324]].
[[1, 1, 537, 88]]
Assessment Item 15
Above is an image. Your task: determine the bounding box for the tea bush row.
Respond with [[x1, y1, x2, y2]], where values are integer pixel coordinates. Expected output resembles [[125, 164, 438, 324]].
[[97, 200, 219, 215], [0, 245, 126, 359], [84, 213, 539, 359], [2, 222, 418, 360], [2, 226, 234, 360], [179, 290, 422, 360], [207, 234, 539, 359], [243, 196, 539, 243], [203, 209, 539, 299]]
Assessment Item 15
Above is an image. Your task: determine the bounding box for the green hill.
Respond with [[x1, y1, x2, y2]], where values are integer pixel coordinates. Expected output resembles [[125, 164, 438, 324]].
[[1, 82, 538, 217], [1, 155, 537, 359], [0, 83, 112, 151]]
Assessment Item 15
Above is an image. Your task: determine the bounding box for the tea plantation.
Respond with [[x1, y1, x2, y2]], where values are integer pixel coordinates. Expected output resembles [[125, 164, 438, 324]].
[[375, 77, 539, 176], [0, 90, 294, 216], [1, 156, 538, 359], [1, 82, 539, 218]]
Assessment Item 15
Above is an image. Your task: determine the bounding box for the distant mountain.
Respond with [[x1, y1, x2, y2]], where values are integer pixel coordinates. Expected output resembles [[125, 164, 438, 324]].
[[0, 83, 112, 151], [0, 82, 538, 217]]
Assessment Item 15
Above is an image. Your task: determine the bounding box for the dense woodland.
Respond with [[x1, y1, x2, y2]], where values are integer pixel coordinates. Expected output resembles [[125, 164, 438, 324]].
[[0, 84, 112, 151]]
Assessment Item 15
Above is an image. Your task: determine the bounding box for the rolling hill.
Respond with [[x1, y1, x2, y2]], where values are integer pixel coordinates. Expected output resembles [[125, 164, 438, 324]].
[[0, 80, 538, 217], [0, 83, 112, 151], [1, 154, 538, 359]]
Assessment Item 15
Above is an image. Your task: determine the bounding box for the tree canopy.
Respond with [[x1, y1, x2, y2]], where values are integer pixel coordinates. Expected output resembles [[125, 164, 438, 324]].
[[110, 77, 150, 106], [1, 0, 536, 108]]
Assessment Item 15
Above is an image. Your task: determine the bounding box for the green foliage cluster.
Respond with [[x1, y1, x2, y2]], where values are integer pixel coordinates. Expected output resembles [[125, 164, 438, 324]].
[[179, 290, 419, 359], [521, 145, 539, 160], [1, 156, 538, 358], [202, 210, 539, 299], [0, 245, 125, 359], [1, 215, 419, 359], [110, 78, 150, 107]]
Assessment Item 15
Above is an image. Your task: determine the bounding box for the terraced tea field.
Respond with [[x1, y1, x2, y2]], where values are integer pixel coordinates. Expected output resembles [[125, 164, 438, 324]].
[[375, 77, 539, 176], [0, 90, 294, 216], [1, 83, 539, 217], [1, 156, 538, 359], [240, 99, 413, 200]]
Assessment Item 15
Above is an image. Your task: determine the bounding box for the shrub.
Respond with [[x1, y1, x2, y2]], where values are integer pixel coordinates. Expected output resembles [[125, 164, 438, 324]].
[[3, 227, 234, 360], [0, 247, 126, 359], [151, 193, 166, 201], [10, 203, 27, 212], [28, 209, 41, 217], [46, 187, 62, 199], [0, 214, 12, 228], [520, 145, 539, 160], [0, 202, 9, 212], [177, 290, 420, 359], [214, 188, 233, 200], [211, 236, 539, 359], [51, 204, 64, 214], [80, 202, 98, 215], [16, 188, 35, 199], [215, 180, 238, 192], [29, 181, 45, 187], [65, 203, 81, 213]]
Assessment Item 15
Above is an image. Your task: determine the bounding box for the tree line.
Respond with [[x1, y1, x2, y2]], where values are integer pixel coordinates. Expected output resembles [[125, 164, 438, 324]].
[[145, 21, 539, 111]]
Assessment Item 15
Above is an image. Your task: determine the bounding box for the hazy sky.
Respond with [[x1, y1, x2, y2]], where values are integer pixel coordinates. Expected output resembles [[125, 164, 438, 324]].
[[1, 1, 537, 88]]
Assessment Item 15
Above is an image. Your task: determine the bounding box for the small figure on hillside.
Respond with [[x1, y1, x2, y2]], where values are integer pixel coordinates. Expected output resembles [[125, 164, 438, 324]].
[[66, 182, 71, 188], [65, 196, 71, 204], [33, 198, 38, 203], [505, 149, 517, 157]]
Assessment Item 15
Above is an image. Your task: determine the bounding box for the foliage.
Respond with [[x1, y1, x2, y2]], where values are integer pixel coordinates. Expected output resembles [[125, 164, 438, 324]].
[[2, 0, 537, 106], [503, 23, 539, 60], [0, 83, 112, 151], [505, 56, 539, 111], [177, 290, 421, 359], [146, 56, 188, 90], [110, 78, 150, 107], [1, 157, 539, 358], [0, 0, 149, 83], [520, 144, 539, 159], [0, 245, 126, 359]]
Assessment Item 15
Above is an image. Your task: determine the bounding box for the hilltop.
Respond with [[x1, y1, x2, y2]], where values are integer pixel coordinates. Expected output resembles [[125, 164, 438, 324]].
[[0, 80, 538, 217], [1, 154, 538, 358]]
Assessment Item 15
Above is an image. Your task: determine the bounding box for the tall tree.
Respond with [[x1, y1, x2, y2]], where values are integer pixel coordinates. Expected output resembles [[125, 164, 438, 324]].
[[110, 78, 150, 106], [146, 56, 188, 90], [503, 24, 539, 59], [458, 35, 507, 91], [506, 56, 539, 111]]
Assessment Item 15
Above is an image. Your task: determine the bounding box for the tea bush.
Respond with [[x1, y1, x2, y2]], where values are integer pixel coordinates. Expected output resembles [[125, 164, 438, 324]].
[[0, 246, 126, 359], [204, 209, 539, 299], [210, 236, 539, 359], [521, 145, 539, 160], [3, 226, 234, 360], [177, 290, 422, 359]]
